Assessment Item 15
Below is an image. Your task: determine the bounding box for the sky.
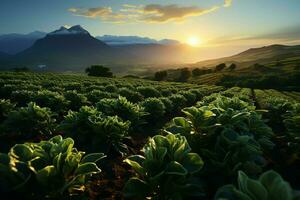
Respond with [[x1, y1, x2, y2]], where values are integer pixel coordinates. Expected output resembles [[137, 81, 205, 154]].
[[1, 0, 300, 58]]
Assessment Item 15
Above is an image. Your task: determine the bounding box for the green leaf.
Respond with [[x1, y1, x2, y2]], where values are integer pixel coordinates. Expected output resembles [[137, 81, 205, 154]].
[[81, 153, 106, 164], [124, 178, 149, 199], [245, 178, 268, 200], [49, 135, 63, 144], [165, 161, 187, 176], [155, 147, 167, 161], [74, 162, 101, 175], [153, 135, 169, 148], [182, 153, 204, 174], [260, 171, 293, 200], [36, 165, 57, 185], [10, 144, 33, 162], [124, 155, 145, 175]]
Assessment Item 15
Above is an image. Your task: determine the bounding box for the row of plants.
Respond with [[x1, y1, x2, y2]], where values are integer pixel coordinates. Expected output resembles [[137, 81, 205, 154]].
[[123, 92, 300, 199]]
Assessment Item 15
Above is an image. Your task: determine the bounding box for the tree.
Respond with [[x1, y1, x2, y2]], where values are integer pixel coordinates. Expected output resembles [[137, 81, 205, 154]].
[[177, 68, 191, 82], [192, 68, 204, 77], [154, 70, 168, 81], [85, 65, 113, 77], [228, 63, 237, 71], [215, 63, 226, 72]]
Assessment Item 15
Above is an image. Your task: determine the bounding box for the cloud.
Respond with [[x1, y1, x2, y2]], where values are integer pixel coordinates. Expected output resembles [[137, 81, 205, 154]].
[[224, 0, 233, 7], [141, 4, 219, 23], [69, 2, 226, 24], [68, 7, 127, 23]]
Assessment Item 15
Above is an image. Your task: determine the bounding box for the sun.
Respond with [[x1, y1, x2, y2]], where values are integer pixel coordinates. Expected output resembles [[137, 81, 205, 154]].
[[187, 36, 202, 47]]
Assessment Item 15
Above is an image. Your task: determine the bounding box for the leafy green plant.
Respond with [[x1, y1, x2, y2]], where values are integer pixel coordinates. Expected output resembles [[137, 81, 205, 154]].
[[60, 106, 130, 155], [86, 90, 116, 104], [169, 94, 188, 113], [0, 135, 105, 199], [124, 133, 204, 200], [0, 99, 15, 122], [215, 170, 300, 200], [165, 95, 274, 191], [119, 87, 144, 103], [1, 102, 56, 140], [137, 86, 161, 98], [96, 96, 146, 132], [140, 98, 166, 124], [32, 90, 68, 113], [64, 90, 89, 111]]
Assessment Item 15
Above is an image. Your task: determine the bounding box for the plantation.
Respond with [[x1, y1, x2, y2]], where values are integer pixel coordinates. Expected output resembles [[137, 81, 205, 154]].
[[0, 72, 299, 199]]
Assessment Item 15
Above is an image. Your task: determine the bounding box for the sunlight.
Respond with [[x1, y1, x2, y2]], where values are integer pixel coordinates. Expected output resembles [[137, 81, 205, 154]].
[[187, 36, 202, 47]]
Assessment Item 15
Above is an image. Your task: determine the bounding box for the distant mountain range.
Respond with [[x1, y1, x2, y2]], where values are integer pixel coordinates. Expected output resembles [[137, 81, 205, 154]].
[[0, 25, 188, 71], [194, 44, 300, 68], [0, 31, 47, 54], [96, 35, 180, 46], [1, 25, 300, 73]]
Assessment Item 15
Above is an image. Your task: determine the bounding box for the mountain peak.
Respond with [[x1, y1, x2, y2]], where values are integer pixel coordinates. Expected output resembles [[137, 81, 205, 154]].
[[48, 25, 90, 36]]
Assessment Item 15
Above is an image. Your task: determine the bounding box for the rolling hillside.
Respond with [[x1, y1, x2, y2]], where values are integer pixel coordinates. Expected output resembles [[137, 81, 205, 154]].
[[193, 44, 300, 68]]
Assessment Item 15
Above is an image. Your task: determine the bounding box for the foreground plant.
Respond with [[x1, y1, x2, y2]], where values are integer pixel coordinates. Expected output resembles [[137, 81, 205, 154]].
[[60, 106, 130, 155], [124, 133, 204, 199], [0, 102, 56, 140], [0, 135, 105, 199], [215, 170, 300, 200]]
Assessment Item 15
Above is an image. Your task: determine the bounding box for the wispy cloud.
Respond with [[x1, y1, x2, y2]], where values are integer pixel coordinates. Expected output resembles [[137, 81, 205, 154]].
[[68, 7, 127, 23], [69, 3, 224, 24], [141, 4, 219, 23], [224, 0, 233, 7]]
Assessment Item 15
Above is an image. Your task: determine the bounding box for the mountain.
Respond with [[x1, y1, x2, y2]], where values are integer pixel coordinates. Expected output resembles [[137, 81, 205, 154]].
[[11, 25, 134, 71], [0, 51, 9, 58], [194, 44, 300, 68], [116, 43, 189, 64], [0, 31, 46, 54], [97, 35, 180, 46]]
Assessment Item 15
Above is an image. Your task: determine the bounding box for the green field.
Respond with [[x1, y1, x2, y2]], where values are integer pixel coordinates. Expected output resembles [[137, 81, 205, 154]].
[[0, 72, 299, 199]]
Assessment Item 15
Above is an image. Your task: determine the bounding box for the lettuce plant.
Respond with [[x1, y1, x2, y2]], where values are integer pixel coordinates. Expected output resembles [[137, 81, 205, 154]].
[[215, 170, 300, 200], [140, 98, 166, 124], [60, 106, 130, 155], [64, 90, 89, 111], [1, 102, 56, 140], [124, 133, 204, 199], [165, 95, 274, 190], [0, 99, 15, 122], [32, 90, 68, 113], [96, 96, 146, 132], [0, 135, 105, 199]]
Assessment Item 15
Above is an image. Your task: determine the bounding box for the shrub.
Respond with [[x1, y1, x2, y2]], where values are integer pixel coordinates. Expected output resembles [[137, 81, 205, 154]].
[[154, 70, 168, 81], [124, 134, 204, 199], [85, 65, 113, 77], [0, 135, 105, 199]]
